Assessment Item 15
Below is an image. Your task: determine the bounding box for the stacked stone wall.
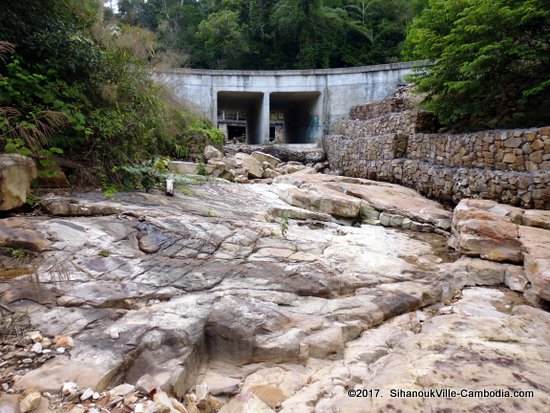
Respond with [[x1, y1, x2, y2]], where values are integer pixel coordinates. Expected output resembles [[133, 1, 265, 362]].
[[324, 102, 550, 209], [349, 98, 411, 120], [408, 129, 550, 172], [326, 134, 407, 161], [335, 111, 416, 137]]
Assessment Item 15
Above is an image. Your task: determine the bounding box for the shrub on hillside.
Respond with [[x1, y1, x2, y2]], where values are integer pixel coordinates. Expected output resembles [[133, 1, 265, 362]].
[[404, 0, 550, 130], [0, 0, 220, 186]]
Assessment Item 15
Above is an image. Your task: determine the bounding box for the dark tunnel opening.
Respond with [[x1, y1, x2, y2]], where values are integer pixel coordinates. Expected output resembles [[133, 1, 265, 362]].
[[217, 91, 264, 144], [270, 92, 321, 144]]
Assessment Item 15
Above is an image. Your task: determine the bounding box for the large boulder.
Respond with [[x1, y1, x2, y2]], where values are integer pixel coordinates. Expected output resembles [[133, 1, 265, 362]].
[[519, 226, 550, 301], [0, 154, 37, 211], [275, 183, 362, 218], [168, 161, 221, 176], [40, 197, 121, 217], [234, 153, 263, 179], [274, 172, 451, 231], [450, 199, 550, 301], [449, 199, 523, 263], [225, 143, 325, 163], [204, 145, 223, 161], [0, 217, 50, 251], [251, 151, 281, 168]]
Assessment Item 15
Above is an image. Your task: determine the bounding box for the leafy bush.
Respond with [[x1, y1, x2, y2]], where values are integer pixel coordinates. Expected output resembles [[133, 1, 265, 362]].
[[1, 0, 221, 186], [404, 0, 550, 130], [115, 159, 168, 192]]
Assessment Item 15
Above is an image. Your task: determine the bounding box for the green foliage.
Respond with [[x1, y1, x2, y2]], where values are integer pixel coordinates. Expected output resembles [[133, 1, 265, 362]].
[[404, 0, 550, 130], [188, 119, 225, 147], [102, 184, 118, 199], [114, 158, 169, 192], [196, 10, 249, 69], [196, 161, 208, 176], [4, 138, 32, 157], [1, 0, 221, 186], [280, 214, 289, 238], [8, 248, 27, 260], [24, 192, 41, 208], [113, 0, 427, 70]]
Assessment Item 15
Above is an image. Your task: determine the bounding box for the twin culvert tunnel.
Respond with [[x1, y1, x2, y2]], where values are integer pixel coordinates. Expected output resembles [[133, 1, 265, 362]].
[[217, 91, 322, 144], [153, 62, 419, 145]]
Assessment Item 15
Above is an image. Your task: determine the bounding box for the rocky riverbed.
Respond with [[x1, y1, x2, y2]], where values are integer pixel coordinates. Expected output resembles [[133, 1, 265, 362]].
[[1, 170, 550, 413]]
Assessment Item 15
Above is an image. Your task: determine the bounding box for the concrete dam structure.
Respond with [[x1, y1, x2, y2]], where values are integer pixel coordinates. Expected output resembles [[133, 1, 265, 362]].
[[153, 61, 420, 145]]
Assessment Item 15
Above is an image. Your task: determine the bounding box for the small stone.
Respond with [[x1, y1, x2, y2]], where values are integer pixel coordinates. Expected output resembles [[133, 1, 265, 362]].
[[529, 150, 543, 163], [153, 391, 174, 413], [56, 347, 66, 354], [439, 306, 453, 315], [92, 392, 100, 400], [109, 329, 120, 340], [80, 388, 94, 401], [170, 397, 188, 413], [504, 138, 522, 148], [1, 383, 9, 391], [502, 153, 516, 163], [62, 382, 79, 397], [109, 383, 135, 398], [41, 338, 52, 348], [124, 393, 138, 405], [19, 392, 42, 413], [134, 403, 144, 413], [31, 343, 42, 354], [195, 383, 209, 402], [54, 336, 74, 349], [27, 331, 43, 343], [234, 175, 249, 184], [22, 358, 33, 364]]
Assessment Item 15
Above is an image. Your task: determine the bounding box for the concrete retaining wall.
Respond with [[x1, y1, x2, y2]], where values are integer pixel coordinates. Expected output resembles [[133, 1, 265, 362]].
[[153, 62, 421, 144]]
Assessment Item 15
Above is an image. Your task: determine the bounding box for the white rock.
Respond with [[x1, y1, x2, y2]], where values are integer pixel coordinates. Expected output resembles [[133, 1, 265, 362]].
[[62, 382, 79, 396], [0, 154, 37, 211], [19, 392, 42, 413], [134, 403, 144, 413], [109, 383, 135, 398], [234, 153, 263, 178], [219, 391, 275, 413], [195, 383, 209, 402], [31, 343, 42, 354], [152, 391, 174, 413], [204, 145, 223, 160], [56, 347, 66, 354], [27, 331, 43, 343], [80, 388, 94, 401], [251, 151, 281, 168]]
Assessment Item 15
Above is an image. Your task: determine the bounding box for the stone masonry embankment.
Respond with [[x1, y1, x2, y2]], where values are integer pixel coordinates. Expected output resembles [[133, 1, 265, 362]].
[[323, 96, 550, 209]]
